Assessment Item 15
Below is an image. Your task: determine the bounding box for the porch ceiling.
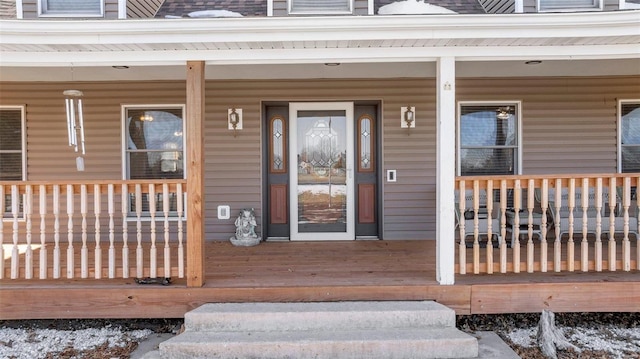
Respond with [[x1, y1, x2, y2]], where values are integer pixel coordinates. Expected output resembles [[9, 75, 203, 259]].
[[1, 11, 639, 68]]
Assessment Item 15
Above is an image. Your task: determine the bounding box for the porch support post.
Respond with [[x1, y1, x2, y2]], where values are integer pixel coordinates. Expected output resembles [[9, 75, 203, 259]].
[[186, 61, 206, 287], [436, 57, 456, 285]]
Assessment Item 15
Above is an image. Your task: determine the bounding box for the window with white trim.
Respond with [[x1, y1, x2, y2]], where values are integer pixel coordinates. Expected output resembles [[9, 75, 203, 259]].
[[457, 102, 521, 176], [538, 0, 600, 11], [620, 100, 640, 173], [123, 105, 185, 217], [289, 0, 352, 14], [1, 106, 26, 219], [39, 0, 104, 17]]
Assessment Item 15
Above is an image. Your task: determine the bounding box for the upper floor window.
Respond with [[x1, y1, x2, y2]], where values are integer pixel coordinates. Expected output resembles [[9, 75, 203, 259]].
[[538, 0, 601, 11], [457, 102, 521, 176], [289, 0, 352, 14], [619, 100, 640, 173], [39, 0, 104, 17]]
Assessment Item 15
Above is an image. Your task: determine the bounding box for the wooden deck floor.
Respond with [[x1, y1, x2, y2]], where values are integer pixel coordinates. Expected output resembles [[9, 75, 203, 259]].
[[1, 240, 639, 320]]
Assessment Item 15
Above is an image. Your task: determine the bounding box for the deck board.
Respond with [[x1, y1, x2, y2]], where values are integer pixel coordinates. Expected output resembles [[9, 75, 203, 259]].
[[1, 240, 639, 319]]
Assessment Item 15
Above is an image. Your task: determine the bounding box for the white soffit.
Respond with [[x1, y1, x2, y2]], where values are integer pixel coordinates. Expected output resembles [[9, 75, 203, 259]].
[[0, 11, 639, 67]]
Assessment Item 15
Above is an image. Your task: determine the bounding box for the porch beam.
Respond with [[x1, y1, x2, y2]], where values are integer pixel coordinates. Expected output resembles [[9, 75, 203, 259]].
[[186, 61, 206, 287], [436, 56, 456, 285]]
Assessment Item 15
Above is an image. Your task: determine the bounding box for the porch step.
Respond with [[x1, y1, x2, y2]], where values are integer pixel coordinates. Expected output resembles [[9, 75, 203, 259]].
[[158, 301, 480, 359]]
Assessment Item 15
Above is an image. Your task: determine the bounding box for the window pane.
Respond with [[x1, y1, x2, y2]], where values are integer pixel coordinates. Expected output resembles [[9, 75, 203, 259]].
[[291, 0, 350, 12], [0, 153, 22, 180], [622, 147, 640, 173], [44, 0, 101, 13], [127, 109, 183, 151], [271, 117, 285, 172], [129, 151, 184, 179], [621, 104, 640, 146], [460, 148, 515, 176], [460, 107, 516, 147], [359, 116, 372, 171], [0, 109, 22, 151], [540, 0, 597, 9]]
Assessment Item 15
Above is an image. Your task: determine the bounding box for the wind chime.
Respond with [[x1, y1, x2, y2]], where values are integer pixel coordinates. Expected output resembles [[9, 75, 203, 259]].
[[64, 89, 86, 171]]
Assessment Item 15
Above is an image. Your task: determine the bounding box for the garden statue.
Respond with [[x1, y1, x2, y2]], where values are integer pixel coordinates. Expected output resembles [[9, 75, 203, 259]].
[[230, 208, 261, 246]]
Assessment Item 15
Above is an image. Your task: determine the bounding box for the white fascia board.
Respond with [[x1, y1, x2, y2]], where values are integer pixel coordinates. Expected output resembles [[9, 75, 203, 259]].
[[2, 44, 638, 67], [1, 11, 639, 45]]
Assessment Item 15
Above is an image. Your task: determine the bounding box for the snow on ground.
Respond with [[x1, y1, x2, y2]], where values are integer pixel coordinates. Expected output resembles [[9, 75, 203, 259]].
[[507, 326, 640, 359], [0, 326, 152, 359]]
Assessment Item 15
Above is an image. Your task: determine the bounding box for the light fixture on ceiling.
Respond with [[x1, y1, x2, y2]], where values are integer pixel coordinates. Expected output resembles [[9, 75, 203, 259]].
[[525, 60, 542, 65], [401, 105, 415, 133], [112, 65, 130, 69], [228, 107, 243, 136], [139, 114, 154, 122], [324, 63, 341, 67]]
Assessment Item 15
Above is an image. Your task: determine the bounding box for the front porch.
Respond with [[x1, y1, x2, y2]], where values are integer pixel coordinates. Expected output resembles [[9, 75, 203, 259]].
[[1, 240, 639, 320]]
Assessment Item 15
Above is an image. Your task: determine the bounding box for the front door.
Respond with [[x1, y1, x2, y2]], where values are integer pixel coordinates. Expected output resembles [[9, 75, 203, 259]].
[[289, 102, 355, 240]]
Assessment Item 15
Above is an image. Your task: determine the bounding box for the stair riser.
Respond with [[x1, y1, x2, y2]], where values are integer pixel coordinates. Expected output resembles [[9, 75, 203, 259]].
[[186, 311, 454, 332], [161, 338, 479, 359]]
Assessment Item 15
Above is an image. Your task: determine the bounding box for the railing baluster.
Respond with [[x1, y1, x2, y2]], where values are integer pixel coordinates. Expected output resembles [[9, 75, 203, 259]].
[[540, 179, 548, 273], [554, 178, 562, 272], [149, 184, 157, 278], [25, 185, 33, 279], [499, 180, 507, 273], [581, 178, 589, 272], [53, 185, 61, 279], [177, 183, 185, 278], [121, 184, 129, 279], [458, 180, 466, 275], [108, 184, 115, 279], [80, 185, 88, 278], [163, 183, 171, 279], [622, 177, 631, 271], [10, 185, 19, 279], [0, 185, 4, 279], [135, 184, 143, 279], [595, 178, 603, 272], [567, 178, 575, 272], [472, 181, 480, 274], [66, 184, 75, 279], [486, 180, 494, 274], [527, 180, 535, 273], [608, 177, 617, 271], [39, 185, 48, 279], [94, 184, 102, 279], [513, 180, 521, 273]]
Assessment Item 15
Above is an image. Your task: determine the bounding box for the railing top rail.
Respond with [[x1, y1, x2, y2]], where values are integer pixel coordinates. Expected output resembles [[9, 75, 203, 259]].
[[455, 173, 640, 189], [0, 179, 187, 194]]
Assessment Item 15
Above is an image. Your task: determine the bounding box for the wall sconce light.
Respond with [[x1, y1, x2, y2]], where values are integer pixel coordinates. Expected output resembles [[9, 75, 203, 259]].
[[228, 107, 243, 136], [401, 105, 415, 130]]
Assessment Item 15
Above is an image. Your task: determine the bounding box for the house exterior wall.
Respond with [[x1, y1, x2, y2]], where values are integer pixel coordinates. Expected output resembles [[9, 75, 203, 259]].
[[272, 0, 369, 16], [1, 75, 638, 241], [21, 0, 119, 18], [522, 0, 619, 12]]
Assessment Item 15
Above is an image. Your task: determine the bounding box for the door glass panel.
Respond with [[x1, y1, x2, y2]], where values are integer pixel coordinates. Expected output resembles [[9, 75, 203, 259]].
[[296, 110, 347, 233]]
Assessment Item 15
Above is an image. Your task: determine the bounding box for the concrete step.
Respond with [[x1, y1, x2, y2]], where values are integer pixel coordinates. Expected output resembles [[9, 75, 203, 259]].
[[184, 301, 455, 333], [159, 327, 479, 359]]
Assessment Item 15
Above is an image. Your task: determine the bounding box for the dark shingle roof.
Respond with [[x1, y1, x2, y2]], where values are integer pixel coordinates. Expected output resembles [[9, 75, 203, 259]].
[[375, 0, 486, 14], [155, 0, 267, 18]]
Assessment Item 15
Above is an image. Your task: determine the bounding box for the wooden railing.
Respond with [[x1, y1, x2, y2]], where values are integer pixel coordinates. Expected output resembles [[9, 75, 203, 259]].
[[0, 180, 186, 280], [456, 174, 640, 274]]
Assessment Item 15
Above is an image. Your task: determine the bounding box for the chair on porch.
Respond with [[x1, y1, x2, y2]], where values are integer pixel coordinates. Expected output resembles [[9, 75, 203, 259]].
[[611, 186, 640, 240], [454, 189, 503, 248], [538, 186, 609, 241]]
